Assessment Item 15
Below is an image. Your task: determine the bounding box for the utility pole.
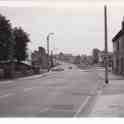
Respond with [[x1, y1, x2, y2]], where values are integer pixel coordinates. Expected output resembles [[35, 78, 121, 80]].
[[46, 33, 54, 71], [104, 5, 109, 84]]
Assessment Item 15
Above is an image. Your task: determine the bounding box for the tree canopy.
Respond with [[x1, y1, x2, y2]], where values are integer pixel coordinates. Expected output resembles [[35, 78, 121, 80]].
[[0, 14, 30, 62], [0, 14, 13, 61], [13, 27, 30, 62], [73, 55, 81, 65], [92, 48, 100, 64]]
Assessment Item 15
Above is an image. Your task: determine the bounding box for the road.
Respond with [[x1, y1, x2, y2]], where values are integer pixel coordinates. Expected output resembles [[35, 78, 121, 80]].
[[0, 62, 104, 117]]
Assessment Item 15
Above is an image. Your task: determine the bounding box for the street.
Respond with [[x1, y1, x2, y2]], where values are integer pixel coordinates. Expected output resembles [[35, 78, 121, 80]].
[[0, 63, 104, 117]]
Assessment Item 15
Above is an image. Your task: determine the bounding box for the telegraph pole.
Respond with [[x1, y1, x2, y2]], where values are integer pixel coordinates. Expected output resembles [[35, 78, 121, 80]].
[[104, 5, 109, 84]]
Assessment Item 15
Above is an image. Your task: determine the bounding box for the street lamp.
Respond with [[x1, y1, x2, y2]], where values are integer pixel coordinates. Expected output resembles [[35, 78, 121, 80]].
[[46, 32, 54, 71]]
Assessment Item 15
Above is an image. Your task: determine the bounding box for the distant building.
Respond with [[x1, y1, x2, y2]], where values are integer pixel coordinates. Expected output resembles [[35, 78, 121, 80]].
[[80, 55, 94, 65], [73, 55, 82, 65], [31, 47, 48, 69], [112, 18, 124, 75], [58, 52, 74, 63], [80, 55, 88, 64]]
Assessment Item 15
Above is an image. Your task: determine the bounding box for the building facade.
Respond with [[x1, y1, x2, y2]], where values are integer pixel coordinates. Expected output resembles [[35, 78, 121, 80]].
[[112, 18, 124, 75], [58, 52, 74, 63]]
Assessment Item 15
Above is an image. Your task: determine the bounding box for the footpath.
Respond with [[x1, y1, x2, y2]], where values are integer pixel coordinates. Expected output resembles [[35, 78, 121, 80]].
[[0, 69, 53, 84], [0, 65, 61, 84], [90, 69, 124, 117]]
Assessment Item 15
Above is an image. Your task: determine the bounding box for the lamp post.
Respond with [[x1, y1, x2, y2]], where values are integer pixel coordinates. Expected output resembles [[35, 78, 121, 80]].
[[104, 5, 109, 84], [46, 32, 54, 71]]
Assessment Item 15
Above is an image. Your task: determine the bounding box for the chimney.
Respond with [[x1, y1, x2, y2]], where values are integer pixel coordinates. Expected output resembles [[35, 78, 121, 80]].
[[121, 16, 124, 30]]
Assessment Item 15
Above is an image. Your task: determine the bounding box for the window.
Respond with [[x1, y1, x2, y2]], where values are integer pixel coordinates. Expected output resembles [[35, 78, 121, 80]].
[[113, 42, 116, 52], [117, 40, 119, 51], [116, 59, 119, 72]]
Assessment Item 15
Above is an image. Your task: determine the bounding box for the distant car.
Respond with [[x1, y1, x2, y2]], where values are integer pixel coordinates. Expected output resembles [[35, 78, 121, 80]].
[[108, 67, 112, 72], [51, 67, 64, 72], [68, 66, 72, 69]]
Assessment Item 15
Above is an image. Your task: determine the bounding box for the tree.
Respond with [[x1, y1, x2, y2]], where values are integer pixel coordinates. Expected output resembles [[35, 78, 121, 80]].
[[73, 55, 81, 65], [0, 14, 30, 78], [0, 14, 15, 78], [13, 27, 30, 62], [0, 14, 13, 61], [92, 48, 100, 64]]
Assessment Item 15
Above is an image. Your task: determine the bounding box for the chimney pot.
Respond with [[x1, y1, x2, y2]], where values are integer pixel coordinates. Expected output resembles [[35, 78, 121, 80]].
[[122, 16, 124, 30]]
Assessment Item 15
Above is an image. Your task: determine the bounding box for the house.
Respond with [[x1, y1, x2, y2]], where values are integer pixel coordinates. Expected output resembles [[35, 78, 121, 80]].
[[112, 18, 124, 75]]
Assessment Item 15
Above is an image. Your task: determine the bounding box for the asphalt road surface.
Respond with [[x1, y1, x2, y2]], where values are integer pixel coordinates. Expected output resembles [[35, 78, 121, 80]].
[[0, 62, 104, 117]]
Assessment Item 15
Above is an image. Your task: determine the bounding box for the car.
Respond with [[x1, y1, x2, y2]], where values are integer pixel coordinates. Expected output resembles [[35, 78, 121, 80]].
[[68, 66, 72, 69], [51, 67, 64, 72], [108, 67, 112, 72]]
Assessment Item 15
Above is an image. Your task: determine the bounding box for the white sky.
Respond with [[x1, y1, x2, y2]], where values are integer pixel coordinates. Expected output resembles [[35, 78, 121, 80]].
[[0, 1, 124, 55]]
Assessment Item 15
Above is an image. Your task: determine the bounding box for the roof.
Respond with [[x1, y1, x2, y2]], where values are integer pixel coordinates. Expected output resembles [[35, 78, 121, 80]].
[[112, 30, 124, 42]]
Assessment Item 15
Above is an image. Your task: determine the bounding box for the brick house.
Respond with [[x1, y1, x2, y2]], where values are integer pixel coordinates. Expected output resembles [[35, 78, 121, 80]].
[[112, 18, 124, 75]]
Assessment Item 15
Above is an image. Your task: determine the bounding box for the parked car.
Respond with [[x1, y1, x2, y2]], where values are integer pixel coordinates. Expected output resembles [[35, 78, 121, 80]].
[[68, 66, 72, 69], [51, 67, 64, 72]]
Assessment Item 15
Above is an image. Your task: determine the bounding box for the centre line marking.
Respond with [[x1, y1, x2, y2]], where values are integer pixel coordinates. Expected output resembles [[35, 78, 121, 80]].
[[23, 86, 41, 92], [0, 93, 14, 99], [39, 108, 49, 113], [0, 81, 13, 84], [24, 87, 34, 92]]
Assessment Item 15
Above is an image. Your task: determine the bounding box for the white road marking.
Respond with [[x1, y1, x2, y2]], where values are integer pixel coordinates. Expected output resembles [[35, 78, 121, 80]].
[[0, 93, 14, 99], [23, 86, 43, 92], [0, 81, 13, 84], [74, 96, 91, 117], [74, 84, 104, 117], [39, 108, 49, 113], [24, 87, 34, 92]]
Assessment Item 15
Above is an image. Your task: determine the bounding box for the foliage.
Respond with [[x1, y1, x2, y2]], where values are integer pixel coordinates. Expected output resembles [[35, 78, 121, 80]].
[[13, 27, 30, 62], [73, 55, 81, 65], [0, 14, 13, 61], [92, 48, 100, 64]]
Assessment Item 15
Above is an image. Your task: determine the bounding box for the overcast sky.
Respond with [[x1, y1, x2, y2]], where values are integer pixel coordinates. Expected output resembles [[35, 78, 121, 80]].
[[0, 1, 124, 55]]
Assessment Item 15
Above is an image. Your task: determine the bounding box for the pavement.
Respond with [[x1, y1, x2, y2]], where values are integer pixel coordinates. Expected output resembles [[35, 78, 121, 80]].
[[89, 68, 124, 117], [0, 62, 103, 117]]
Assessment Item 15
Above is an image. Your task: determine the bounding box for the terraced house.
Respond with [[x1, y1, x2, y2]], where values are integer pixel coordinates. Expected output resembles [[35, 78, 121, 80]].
[[112, 18, 124, 75]]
